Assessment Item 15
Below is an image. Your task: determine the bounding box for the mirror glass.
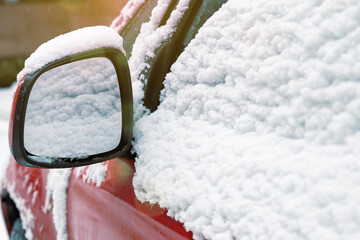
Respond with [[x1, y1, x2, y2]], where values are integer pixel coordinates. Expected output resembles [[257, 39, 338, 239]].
[[24, 57, 122, 160]]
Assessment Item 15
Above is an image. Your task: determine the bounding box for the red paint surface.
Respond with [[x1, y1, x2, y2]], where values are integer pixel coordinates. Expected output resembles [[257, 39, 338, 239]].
[[8, 75, 26, 151], [3, 156, 193, 239], [68, 157, 193, 240], [4, 157, 56, 239], [1, 199, 12, 234]]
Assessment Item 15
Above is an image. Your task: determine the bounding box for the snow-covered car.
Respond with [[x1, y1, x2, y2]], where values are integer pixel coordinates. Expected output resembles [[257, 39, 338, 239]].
[[1, 0, 227, 239], [3, 0, 360, 239]]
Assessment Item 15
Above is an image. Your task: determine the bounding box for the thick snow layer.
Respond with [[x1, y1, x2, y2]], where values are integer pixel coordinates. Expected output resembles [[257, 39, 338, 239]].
[[24, 57, 122, 158], [128, 0, 190, 120], [17, 26, 125, 82], [133, 0, 360, 239]]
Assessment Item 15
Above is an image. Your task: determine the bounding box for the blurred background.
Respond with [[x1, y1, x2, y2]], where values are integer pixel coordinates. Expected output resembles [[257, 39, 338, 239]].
[[0, 0, 127, 87]]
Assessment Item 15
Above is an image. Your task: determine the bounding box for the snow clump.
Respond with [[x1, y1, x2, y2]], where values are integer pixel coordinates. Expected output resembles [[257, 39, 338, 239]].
[[17, 26, 125, 82]]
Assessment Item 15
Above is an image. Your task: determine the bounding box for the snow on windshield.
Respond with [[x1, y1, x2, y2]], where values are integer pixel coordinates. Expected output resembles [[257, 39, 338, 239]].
[[133, 0, 360, 239]]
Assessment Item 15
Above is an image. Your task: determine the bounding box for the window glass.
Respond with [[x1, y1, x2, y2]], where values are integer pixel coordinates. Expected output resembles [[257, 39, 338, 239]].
[[183, 0, 227, 47], [120, 0, 158, 59]]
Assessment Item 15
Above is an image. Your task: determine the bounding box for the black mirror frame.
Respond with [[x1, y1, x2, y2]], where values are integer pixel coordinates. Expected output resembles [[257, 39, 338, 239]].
[[10, 47, 133, 168]]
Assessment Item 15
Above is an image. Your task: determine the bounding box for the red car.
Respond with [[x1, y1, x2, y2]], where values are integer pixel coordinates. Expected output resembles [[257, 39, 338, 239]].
[[1, 0, 227, 239]]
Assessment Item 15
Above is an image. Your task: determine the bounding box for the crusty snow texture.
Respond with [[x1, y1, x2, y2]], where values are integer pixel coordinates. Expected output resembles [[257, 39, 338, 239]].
[[17, 26, 125, 82], [133, 0, 360, 239]]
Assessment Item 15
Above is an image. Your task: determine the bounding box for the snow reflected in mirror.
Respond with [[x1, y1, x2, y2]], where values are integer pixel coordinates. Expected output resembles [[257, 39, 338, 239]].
[[24, 57, 122, 159]]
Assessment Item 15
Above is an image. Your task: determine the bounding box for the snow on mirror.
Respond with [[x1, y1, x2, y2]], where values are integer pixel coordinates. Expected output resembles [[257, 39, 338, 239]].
[[24, 57, 122, 160]]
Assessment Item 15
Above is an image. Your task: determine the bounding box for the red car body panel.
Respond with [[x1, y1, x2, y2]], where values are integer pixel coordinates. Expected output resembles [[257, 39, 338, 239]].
[[68, 158, 192, 240], [3, 155, 193, 239], [4, 157, 56, 238], [8, 75, 26, 150]]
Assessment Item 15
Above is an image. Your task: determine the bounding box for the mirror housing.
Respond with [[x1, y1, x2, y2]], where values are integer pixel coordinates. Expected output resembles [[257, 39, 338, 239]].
[[9, 47, 133, 168]]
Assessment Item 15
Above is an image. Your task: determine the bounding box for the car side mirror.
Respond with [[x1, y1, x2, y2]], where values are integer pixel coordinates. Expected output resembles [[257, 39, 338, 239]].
[[9, 27, 133, 168]]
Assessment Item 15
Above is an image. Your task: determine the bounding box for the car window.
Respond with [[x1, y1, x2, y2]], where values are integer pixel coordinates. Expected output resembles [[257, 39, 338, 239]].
[[183, 0, 227, 47], [120, 0, 158, 59], [141, 0, 228, 111]]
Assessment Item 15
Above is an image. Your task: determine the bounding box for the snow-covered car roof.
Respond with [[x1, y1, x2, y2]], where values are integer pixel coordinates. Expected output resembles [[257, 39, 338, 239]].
[[133, 0, 360, 239]]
